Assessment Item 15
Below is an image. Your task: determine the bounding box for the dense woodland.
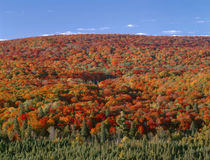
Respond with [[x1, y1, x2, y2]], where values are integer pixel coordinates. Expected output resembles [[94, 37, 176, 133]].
[[0, 35, 209, 159]]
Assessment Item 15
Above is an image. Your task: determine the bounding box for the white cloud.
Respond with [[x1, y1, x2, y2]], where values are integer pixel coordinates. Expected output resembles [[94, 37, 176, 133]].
[[60, 31, 77, 35], [0, 39, 7, 41], [61, 31, 84, 35], [40, 31, 83, 37], [162, 30, 181, 35], [194, 17, 210, 23], [136, 32, 146, 35], [77, 28, 96, 31], [127, 24, 136, 28], [196, 20, 210, 23], [41, 34, 52, 36], [198, 34, 210, 37], [99, 27, 111, 30]]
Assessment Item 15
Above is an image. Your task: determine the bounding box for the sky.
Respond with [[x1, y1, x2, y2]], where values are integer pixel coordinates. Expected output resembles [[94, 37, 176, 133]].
[[0, 0, 210, 40]]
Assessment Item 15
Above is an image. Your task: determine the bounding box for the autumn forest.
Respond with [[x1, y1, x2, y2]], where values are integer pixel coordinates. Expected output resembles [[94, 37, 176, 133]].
[[0, 35, 209, 159]]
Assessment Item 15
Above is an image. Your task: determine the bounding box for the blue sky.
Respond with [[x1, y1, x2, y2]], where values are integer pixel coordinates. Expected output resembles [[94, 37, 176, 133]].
[[0, 0, 210, 40]]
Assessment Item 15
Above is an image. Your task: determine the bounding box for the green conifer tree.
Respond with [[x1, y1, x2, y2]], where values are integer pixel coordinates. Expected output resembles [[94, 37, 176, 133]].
[[24, 104, 30, 112], [81, 119, 89, 139], [116, 111, 128, 137], [193, 103, 199, 113], [129, 121, 137, 138], [100, 122, 107, 143], [21, 120, 27, 139], [64, 125, 71, 137], [25, 124, 32, 139], [13, 117, 20, 136], [186, 105, 190, 112], [19, 103, 25, 116], [38, 108, 44, 118], [105, 108, 110, 117], [190, 121, 196, 135]]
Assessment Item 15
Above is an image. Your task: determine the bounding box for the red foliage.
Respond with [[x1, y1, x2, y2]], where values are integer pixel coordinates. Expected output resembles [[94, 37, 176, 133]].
[[0, 34, 209, 139]]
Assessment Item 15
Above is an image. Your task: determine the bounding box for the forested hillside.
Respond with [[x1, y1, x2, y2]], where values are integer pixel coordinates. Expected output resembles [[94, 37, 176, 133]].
[[0, 35, 209, 145]]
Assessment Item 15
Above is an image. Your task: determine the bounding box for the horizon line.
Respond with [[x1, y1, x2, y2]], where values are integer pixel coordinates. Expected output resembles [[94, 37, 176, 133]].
[[1, 33, 210, 41]]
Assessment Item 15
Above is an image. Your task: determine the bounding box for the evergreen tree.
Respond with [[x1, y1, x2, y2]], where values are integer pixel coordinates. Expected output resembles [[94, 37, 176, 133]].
[[13, 117, 20, 136], [81, 119, 89, 139], [129, 121, 137, 138], [193, 103, 199, 113], [116, 111, 128, 137], [100, 122, 107, 143], [105, 108, 110, 117], [0, 128, 2, 138], [190, 121, 196, 135], [25, 124, 32, 139], [38, 108, 44, 118], [71, 124, 76, 137], [63, 125, 71, 137], [21, 120, 27, 139], [186, 105, 190, 112], [24, 104, 30, 112], [19, 103, 25, 116]]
